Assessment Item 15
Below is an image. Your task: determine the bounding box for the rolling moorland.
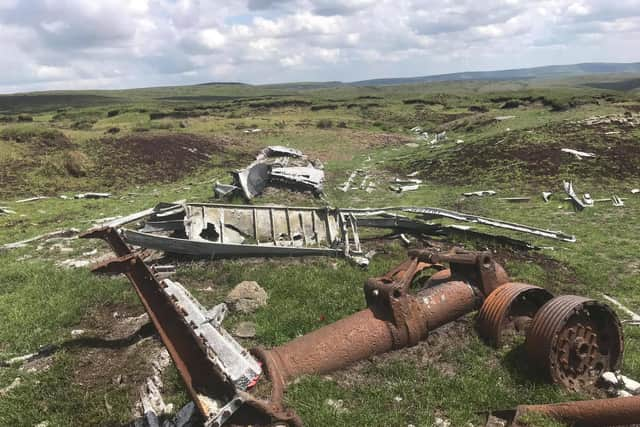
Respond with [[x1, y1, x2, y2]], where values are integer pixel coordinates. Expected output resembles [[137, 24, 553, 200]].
[[0, 70, 639, 426]]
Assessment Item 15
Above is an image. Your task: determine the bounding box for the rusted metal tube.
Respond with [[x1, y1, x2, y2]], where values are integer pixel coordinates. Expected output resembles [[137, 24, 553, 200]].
[[262, 281, 481, 383], [515, 395, 640, 427]]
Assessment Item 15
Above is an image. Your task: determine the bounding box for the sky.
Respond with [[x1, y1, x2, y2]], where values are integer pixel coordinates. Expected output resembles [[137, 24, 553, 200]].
[[0, 0, 639, 93]]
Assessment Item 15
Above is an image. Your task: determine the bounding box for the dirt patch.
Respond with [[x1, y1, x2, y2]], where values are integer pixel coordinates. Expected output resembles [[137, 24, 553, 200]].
[[70, 303, 161, 395], [93, 133, 243, 183], [330, 318, 473, 388], [404, 121, 640, 185], [0, 128, 72, 152]]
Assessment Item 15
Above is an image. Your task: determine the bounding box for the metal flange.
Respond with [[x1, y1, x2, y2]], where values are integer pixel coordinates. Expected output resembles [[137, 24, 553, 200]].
[[525, 295, 624, 391], [477, 282, 553, 347]]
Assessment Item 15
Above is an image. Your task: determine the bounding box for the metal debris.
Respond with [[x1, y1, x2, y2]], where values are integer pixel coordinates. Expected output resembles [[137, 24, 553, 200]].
[[400, 206, 576, 242], [15, 196, 49, 203], [75, 192, 111, 199], [229, 146, 324, 199], [611, 195, 624, 207], [390, 184, 419, 193], [632, 188, 640, 194], [0, 377, 21, 397], [563, 181, 586, 211], [0, 228, 80, 252], [0, 207, 16, 215], [561, 148, 596, 160], [601, 371, 640, 396], [495, 116, 515, 121], [464, 190, 496, 197], [525, 295, 623, 392], [504, 395, 640, 427], [601, 294, 640, 324], [582, 192, 594, 206], [542, 191, 552, 202], [214, 182, 240, 198], [477, 283, 553, 347]]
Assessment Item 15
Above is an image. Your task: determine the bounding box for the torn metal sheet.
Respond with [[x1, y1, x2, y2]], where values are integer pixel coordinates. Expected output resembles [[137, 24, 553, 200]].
[[542, 191, 553, 202], [464, 190, 496, 197], [214, 182, 240, 199], [92, 201, 185, 229], [563, 181, 585, 211], [231, 147, 324, 199], [390, 184, 420, 193], [582, 193, 594, 206], [0, 228, 80, 252], [269, 166, 324, 194], [561, 148, 596, 160], [601, 372, 640, 396], [0, 207, 15, 215], [75, 192, 111, 199], [398, 207, 576, 242], [257, 146, 303, 159]]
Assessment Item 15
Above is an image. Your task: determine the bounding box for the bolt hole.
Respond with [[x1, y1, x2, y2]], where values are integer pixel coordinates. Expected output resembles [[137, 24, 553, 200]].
[[482, 256, 492, 268]]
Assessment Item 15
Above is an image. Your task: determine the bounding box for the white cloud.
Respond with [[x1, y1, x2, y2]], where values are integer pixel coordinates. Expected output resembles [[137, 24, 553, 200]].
[[0, 0, 638, 92]]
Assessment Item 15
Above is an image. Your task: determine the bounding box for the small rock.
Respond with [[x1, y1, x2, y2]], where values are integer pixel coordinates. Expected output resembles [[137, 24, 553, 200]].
[[233, 321, 257, 338], [225, 281, 268, 314], [71, 329, 85, 337], [394, 396, 403, 402]]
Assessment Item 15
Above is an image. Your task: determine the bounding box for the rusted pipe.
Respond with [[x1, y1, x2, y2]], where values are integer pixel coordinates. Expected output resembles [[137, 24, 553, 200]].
[[260, 280, 481, 384], [513, 395, 640, 426]]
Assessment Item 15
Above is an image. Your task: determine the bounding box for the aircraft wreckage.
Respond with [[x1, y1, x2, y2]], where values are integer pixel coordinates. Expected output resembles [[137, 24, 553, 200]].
[[99, 202, 576, 268], [80, 226, 633, 427]]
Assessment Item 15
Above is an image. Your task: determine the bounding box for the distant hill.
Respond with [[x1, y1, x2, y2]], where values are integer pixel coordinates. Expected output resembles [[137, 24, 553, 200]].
[[348, 62, 640, 86]]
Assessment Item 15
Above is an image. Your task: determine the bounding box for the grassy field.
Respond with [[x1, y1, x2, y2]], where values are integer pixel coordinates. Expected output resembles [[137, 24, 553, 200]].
[[0, 75, 639, 427]]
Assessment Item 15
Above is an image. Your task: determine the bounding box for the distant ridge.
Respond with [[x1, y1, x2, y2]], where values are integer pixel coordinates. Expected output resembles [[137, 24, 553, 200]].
[[348, 62, 640, 86]]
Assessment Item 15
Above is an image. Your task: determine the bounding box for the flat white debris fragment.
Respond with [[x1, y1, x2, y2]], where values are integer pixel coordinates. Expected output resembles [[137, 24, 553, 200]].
[[561, 148, 596, 160]]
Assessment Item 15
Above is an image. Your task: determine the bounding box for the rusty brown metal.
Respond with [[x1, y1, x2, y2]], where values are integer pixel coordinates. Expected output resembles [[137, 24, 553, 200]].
[[477, 283, 553, 347], [260, 280, 482, 385], [511, 395, 640, 427], [81, 227, 299, 426], [408, 248, 510, 296], [525, 295, 624, 392]]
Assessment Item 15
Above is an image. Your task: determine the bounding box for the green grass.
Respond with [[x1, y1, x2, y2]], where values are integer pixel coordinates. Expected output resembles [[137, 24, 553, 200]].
[[0, 77, 639, 426]]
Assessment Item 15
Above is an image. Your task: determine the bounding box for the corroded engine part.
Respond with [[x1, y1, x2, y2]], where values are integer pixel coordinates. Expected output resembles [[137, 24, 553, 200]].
[[477, 283, 554, 347], [525, 295, 624, 391], [259, 280, 482, 385], [510, 395, 640, 427]]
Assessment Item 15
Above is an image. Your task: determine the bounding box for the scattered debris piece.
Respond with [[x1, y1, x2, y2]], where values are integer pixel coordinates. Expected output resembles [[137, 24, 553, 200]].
[[15, 196, 49, 203], [132, 348, 174, 427], [464, 190, 496, 197], [0, 377, 21, 397], [563, 181, 585, 211], [0, 207, 15, 215], [70, 329, 85, 337], [582, 193, 594, 207], [561, 148, 596, 160], [407, 171, 420, 177], [456, 139, 464, 144], [542, 191, 553, 202], [225, 281, 268, 314], [601, 294, 640, 323], [409, 126, 423, 133], [214, 182, 240, 198], [632, 189, 640, 194], [91, 201, 185, 229], [229, 146, 324, 199], [325, 398, 347, 414], [75, 192, 111, 199], [495, 115, 515, 121], [601, 371, 640, 396], [390, 184, 419, 193], [338, 170, 359, 192], [243, 128, 262, 134], [0, 228, 80, 252], [611, 195, 624, 207]]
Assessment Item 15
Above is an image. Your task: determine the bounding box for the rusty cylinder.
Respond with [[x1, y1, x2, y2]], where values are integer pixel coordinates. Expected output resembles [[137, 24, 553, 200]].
[[516, 395, 640, 427], [262, 281, 481, 383]]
